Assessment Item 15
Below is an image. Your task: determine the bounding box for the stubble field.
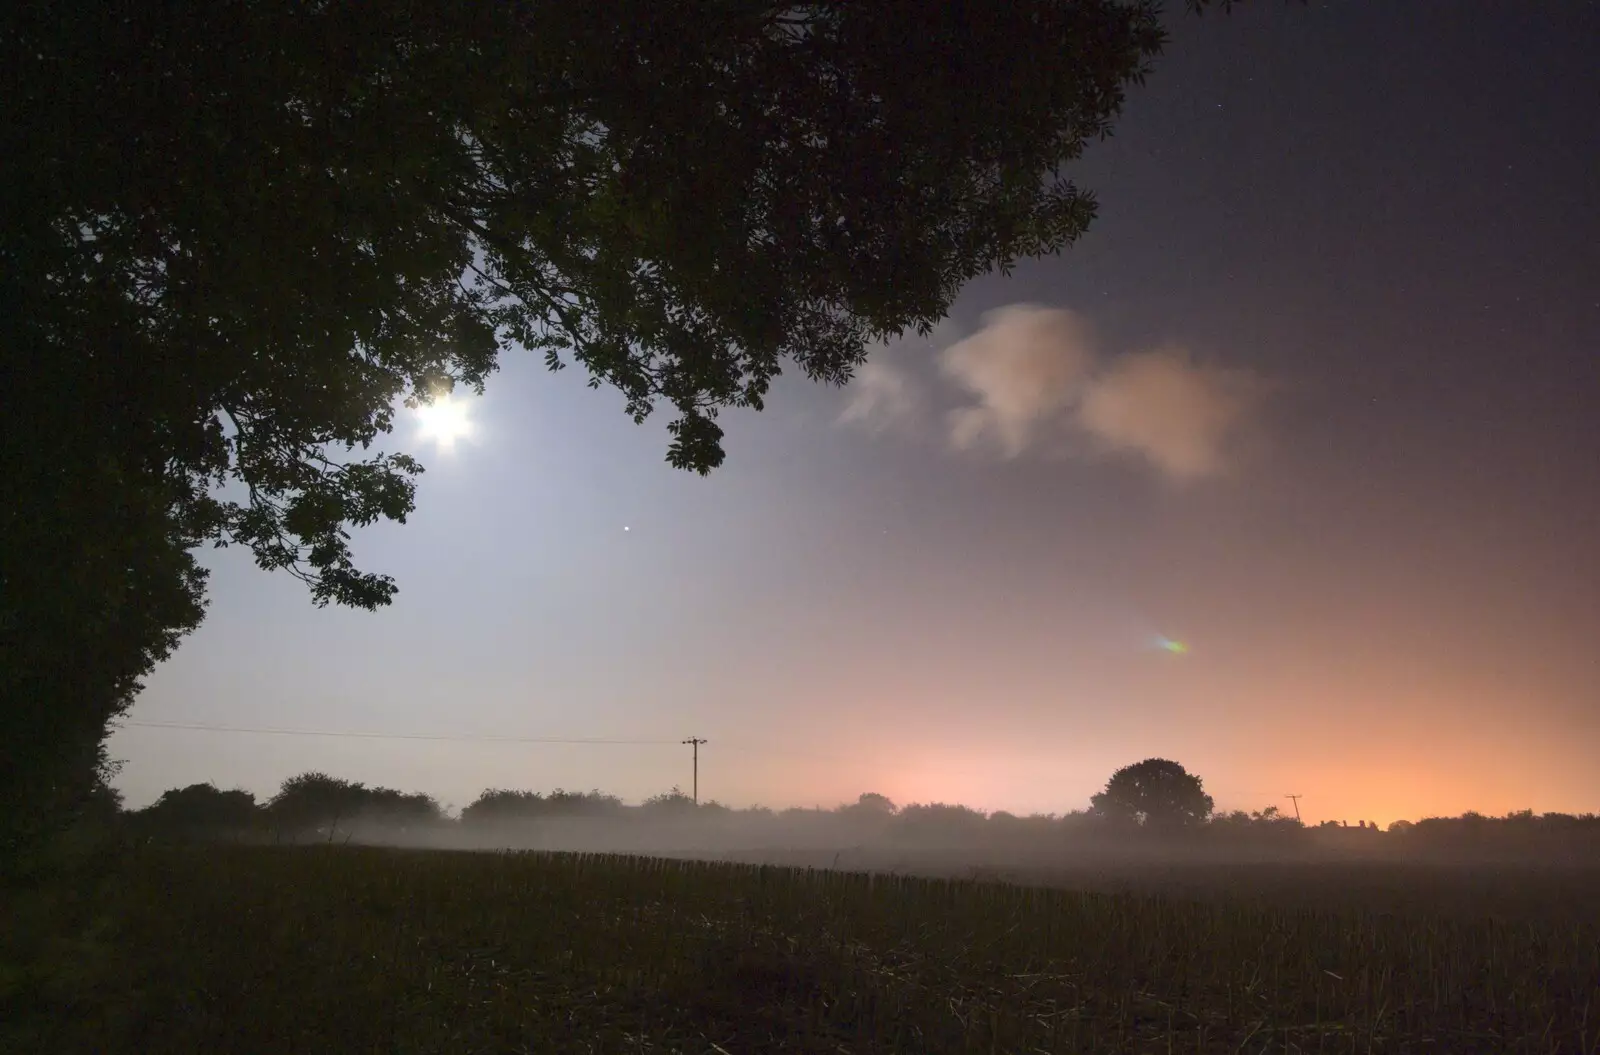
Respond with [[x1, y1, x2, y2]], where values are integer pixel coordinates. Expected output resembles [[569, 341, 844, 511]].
[[5, 845, 1599, 1053]]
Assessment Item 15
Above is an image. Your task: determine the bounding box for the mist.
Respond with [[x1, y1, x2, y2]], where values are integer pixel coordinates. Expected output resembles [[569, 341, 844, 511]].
[[264, 798, 1600, 887]]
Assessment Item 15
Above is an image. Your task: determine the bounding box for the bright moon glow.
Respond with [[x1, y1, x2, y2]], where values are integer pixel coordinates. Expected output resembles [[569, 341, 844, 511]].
[[414, 394, 474, 449]]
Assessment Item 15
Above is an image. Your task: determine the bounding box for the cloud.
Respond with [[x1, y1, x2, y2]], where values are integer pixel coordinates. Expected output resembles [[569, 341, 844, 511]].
[[838, 357, 922, 435], [1076, 347, 1263, 481], [938, 305, 1096, 458], [839, 302, 1269, 480]]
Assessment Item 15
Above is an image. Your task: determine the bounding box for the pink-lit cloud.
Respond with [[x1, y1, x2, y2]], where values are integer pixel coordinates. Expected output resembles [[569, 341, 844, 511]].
[[939, 305, 1097, 458], [841, 304, 1269, 480], [1077, 346, 1266, 481]]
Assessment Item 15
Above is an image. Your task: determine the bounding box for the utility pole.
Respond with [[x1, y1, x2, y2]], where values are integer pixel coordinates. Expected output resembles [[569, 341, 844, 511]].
[[682, 737, 707, 805], [1286, 794, 1303, 824]]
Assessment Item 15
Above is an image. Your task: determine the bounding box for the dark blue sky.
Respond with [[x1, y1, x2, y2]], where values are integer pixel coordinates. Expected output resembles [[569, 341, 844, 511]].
[[113, 1, 1599, 824]]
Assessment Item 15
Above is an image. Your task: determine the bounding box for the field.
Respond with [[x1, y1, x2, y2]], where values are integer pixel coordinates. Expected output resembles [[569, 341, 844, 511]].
[[6, 845, 1599, 1053]]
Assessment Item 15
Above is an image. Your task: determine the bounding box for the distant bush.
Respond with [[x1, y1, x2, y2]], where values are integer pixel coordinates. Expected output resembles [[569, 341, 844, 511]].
[[134, 783, 259, 840]]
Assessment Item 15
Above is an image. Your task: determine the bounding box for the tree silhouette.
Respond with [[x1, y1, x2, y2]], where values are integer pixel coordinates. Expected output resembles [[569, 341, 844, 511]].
[[1090, 758, 1215, 830], [1, 2, 1249, 857], [139, 783, 258, 837], [544, 790, 624, 818], [641, 787, 698, 819], [461, 790, 547, 825], [894, 803, 989, 840], [838, 793, 898, 819], [359, 787, 444, 828], [266, 772, 368, 840]]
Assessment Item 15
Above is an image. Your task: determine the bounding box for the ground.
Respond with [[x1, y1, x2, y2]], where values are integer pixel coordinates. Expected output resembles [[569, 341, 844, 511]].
[[4, 845, 1597, 1053]]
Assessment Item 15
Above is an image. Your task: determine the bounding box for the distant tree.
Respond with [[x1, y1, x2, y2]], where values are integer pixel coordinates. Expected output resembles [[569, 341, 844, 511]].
[[1056, 809, 1094, 832], [360, 787, 444, 828], [2, 0, 1255, 860], [461, 789, 546, 825], [838, 793, 898, 819], [139, 783, 258, 836], [1090, 759, 1214, 830], [1210, 809, 1252, 829], [460, 787, 625, 824], [545, 790, 623, 817], [640, 787, 698, 819], [266, 772, 367, 839], [894, 803, 989, 839]]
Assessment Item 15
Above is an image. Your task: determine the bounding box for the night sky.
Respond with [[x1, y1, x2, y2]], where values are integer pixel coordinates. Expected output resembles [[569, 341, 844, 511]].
[[112, 1, 1599, 825]]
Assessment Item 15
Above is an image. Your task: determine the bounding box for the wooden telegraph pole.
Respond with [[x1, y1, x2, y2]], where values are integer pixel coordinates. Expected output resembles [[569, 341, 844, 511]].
[[682, 737, 707, 805]]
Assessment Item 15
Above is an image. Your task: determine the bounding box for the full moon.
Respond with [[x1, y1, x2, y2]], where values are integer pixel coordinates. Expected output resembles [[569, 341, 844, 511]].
[[414, 394, 474, 450]]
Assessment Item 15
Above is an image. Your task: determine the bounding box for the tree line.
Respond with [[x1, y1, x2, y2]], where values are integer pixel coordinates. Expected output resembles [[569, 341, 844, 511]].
[[116, 758, 1600, 859]]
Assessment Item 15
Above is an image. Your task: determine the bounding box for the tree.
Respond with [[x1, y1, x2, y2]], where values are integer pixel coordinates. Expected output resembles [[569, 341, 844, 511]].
[[640, 787, 699, 819], [461, 789, 547, 825], [265, 772, 368, 840], [894, 803, 989, 839], [359, 787, 444, 828], [1090, 758, 1215, 829], [838, 792, 898, 819], [544, 789, 624, 817], [138, 783, 259, 838], [0, 1, 1246, 858]]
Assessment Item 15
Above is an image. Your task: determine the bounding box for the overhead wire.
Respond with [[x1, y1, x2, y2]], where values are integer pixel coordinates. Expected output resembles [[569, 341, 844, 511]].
[[114, 719, 673, 746]]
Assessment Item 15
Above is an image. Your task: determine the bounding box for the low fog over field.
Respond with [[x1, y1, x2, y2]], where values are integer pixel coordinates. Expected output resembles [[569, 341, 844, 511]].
[[126, 773, 1600, 924]]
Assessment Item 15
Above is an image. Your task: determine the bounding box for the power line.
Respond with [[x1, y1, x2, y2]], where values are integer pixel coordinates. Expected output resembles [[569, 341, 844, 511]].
[[114, 719, 674, 746], [115, 721, 862, 766]]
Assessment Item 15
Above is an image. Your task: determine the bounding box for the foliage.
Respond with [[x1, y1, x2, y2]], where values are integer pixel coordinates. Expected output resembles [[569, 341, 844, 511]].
[[0, 452, 208, 865], [135, 784, 258, 838], [264, 772, 370, 838], [640, 787, 699, 817], [1209, 805, 1304, 837], [460, 788, 625, 825], [7, 844, 1596, 1053], [260, 772, 443, 839], [459, 789, 548, 825], [1391, 809, 1600, 859], [893, 802, 990, 838], [838, 792, 898, 818], [544, 789, 626, 817], [356, 787, 444, 828], [1090, 758, 1215, 829]]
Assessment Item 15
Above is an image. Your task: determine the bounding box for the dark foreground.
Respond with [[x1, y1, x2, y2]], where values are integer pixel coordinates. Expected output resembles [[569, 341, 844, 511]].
[[5, 846, 1598, 1053]]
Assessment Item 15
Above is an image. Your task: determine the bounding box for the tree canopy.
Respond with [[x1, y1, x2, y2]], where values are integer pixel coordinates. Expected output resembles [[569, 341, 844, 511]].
[[1, 1, 1245, 859], [1090, 758, 1215, 829], [136, 783, 260, 836]]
